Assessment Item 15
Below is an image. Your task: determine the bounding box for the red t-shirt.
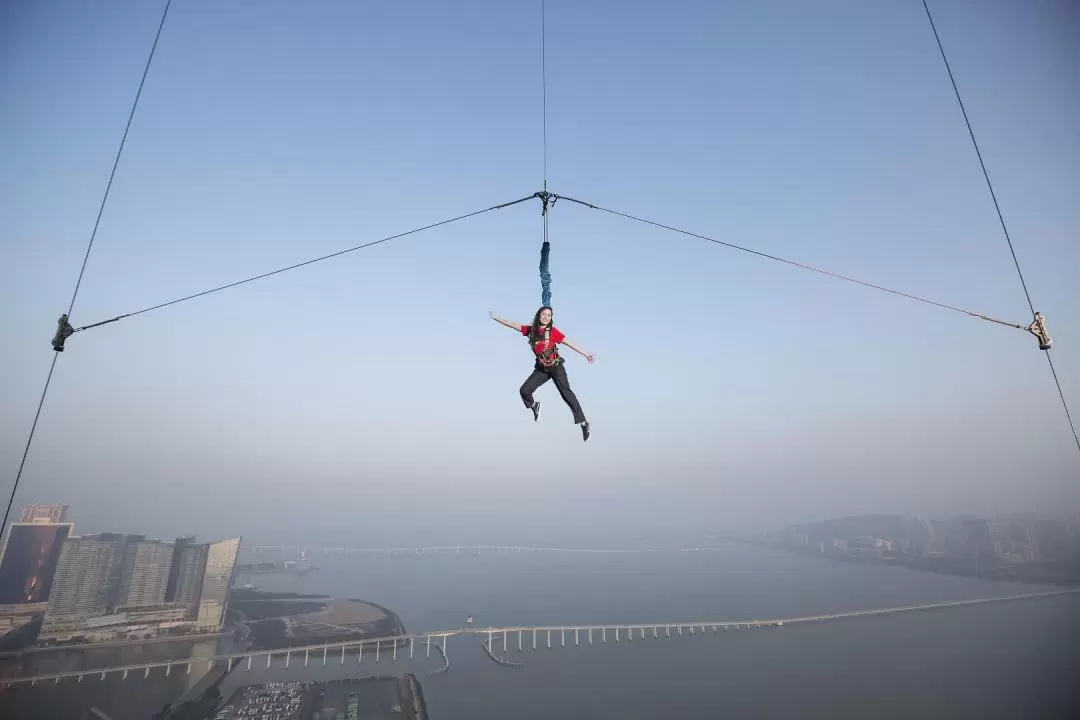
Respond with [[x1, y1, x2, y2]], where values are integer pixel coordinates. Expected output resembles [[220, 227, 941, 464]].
[[520, 324, 565, 364]]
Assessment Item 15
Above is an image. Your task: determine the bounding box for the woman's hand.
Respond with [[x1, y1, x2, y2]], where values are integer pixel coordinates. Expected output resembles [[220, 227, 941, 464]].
[[490, 312, 520, 331], [562, 338, 595, 363]]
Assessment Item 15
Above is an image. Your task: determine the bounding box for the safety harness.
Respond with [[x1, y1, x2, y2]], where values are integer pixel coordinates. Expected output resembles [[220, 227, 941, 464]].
[[530, 325, 562, 367]]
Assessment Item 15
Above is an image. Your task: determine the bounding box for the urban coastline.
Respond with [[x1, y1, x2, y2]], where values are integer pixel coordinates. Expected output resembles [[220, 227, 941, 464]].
[[746, 512, 1080, 586], [229, 589, 406, 651], [0, 504, 425, 720], [6, 503, 1077, 718], [0, 505, 241, 652]]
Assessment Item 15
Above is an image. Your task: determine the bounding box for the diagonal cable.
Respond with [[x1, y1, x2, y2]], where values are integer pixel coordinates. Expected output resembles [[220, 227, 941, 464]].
[[3, 0, 174, 534], [68, 0, 173, 318], [557, 194, 1029, 331], [921, 0, 1035, 317], [922, 0, 1078, 453], [74, 194, 539, 332]]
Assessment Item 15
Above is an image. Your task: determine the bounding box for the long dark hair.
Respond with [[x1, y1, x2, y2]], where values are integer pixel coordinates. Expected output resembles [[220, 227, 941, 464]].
[[527, 306, 553, 345]]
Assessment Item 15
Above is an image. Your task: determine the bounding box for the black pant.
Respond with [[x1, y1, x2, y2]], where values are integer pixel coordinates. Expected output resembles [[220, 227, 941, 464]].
[[520, 362, 587, 425]]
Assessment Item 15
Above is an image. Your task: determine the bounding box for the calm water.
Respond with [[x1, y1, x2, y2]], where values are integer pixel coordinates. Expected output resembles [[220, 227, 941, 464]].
[[3, 545, 1079, 718]]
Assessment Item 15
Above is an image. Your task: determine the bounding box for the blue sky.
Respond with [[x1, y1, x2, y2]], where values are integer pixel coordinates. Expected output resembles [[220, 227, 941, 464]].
[[2, 0, 1078, 545]]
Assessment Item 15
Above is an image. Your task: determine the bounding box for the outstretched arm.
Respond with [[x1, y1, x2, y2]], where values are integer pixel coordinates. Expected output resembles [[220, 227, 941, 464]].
[[490, 311, 523, 332], [561, 338, 595, 364]]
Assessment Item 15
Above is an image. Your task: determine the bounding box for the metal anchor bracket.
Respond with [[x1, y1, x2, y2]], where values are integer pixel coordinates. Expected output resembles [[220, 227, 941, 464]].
[[1027, 312, 1051, 350], [537, 191, 558, 215], [52, 314, 75, 352]]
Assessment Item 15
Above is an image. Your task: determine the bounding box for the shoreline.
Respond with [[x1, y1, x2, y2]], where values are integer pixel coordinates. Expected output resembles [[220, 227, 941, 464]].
[[793, 546, 1080, 587], [350, 598, 408, 636], [0, 630, 229, 658], [724, 537, 1080, 588], [231, 590, 407, 651]]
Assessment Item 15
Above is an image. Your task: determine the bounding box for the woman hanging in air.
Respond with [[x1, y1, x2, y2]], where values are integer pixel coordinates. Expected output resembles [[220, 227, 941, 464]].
[[490, 306, 593, 441]]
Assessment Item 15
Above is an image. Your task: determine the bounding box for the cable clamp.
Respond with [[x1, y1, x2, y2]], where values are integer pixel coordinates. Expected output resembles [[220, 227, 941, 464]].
[[51, 314, 75, 352], [537, 191, 557, 215], [1027, 312, 1052, 350]]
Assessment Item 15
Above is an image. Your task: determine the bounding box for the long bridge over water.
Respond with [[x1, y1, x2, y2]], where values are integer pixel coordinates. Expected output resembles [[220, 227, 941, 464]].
[[246, 544, 733, 555], [3, 589, 1077, 688]]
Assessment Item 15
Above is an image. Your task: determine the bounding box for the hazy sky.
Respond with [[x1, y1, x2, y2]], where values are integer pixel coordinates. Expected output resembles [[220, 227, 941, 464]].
[[2, 0, 1078, 546]]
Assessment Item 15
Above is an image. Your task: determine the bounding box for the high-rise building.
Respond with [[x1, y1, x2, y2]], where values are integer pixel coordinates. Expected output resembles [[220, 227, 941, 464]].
[[19, 505, 69, 524], [165, 536, 192, 601], [0, 523, 73, 604], [196, 537, 241, 629], [168, 543, 208, 609], [165, 536, 198, 602], [46, 534, 128, 618], [117, 537, 174, 609]]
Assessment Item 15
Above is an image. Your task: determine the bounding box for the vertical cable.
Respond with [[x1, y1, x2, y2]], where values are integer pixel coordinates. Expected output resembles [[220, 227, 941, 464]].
[[541, 0, 548, 191], [2, 356, 61, 538], [538, 1, 552, 307], [921, 0, 1034, 315], [68, 0, 173, 318], [3, 0, 173, 533], [921, 0, 1078, 453]]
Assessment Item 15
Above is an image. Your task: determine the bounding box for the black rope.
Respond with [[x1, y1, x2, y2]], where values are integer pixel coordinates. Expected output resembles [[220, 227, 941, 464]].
[[922, 0, 1078, 453], [2, 356, 60, 542], [921, 0, 1035, 317], [74, 194, 539, 332], [544, 199, 550, 247], [557, 194, 1029, 331], [3, 0, 173, 534], [1044, 353, 1080, 452], [540, 195, 552, 306], [69, 0, 173, 318], [536, 2, 553, 305], [541, 0, 549, 191]]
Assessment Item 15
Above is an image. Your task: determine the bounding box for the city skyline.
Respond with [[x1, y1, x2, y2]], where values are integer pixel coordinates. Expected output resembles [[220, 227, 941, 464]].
[[0, 504, 241, 648], [9, 477, 1079, 552], [6, 501, 1077, 560], [6, 501, 1079, 550]]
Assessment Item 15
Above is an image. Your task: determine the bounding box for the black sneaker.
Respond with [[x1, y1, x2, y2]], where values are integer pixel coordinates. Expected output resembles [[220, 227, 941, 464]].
[[581, 422, 591, 442], [531, 402, 540, 422]]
